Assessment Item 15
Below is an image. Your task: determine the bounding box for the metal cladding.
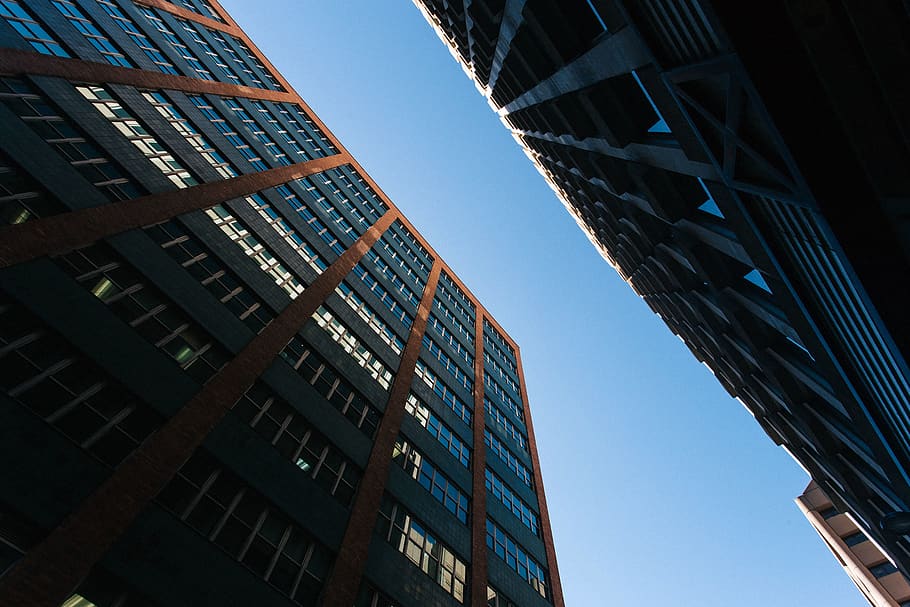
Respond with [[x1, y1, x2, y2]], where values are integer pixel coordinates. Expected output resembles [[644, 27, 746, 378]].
[[415, 0, 910, 578]]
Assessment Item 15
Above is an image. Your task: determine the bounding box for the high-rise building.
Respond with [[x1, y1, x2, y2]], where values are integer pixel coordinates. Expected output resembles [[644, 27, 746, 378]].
[[0, 2, 563, 607], [798, 482, 910, 607], [415, 0, 910, 574]]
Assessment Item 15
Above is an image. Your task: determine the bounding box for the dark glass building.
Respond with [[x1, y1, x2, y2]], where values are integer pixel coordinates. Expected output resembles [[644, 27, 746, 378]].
[[0, 2, 563, 607], [415, 0, 910, 576]]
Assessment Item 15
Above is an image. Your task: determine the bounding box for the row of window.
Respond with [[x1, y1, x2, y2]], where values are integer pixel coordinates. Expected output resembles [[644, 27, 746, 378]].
[[225, 96, 292, 166], [414, 360, 472, 426], [157, 451, 330, 606], [53, 0, 131, 66], [404, 393, 470, 468], [243, 193, 328, 275], [274, 182, 344, 257], [76, 84, 198, 189], [387, 219, 433, 275], [231, 381, 360, 506], [484, 350, 520, 398], [0, 77, 144, 202], [205, 203, 306, 298], [483, 319, 516, 361], [298, 175, 362, 244], [280, 335, 382, 438], [422, 334, 473, 392], [486, 518, 549, 599], [487, 586, 519, 607], [392, 437, 469, 524], [311, 306, 394, 390], [146, 219, 276, 333], [336, 280, 407, 355], [56, 243, 231, 384], [376, 226, 427, 291], [164, 0, 224, 23], [376, 496, 467, 603], [435, 279, 475, 326], [364, 248, 420, 311], [0, 0, 69, 57], [0, 149, 66, 225], [438, 271, 475, 317], [432, 297, 474, 349], [484, 428, 533, 489], [485, 373, 524, 424], [485, 468, 539, 537], [485, 397, 528, 453], [427, 313, 474, 366], [0, 296, 163, 467]]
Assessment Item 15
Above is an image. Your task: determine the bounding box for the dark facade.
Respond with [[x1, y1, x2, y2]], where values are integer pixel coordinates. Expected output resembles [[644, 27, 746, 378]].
[[0, 2, 563, 607], [415, 0, 910, 576]]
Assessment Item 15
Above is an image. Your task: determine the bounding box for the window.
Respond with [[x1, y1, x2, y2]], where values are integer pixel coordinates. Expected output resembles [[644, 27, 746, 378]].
[[51, 0, 130, 66], [0, 77, 144, 201], [176, 18, 239, 84], [232, 382, 360, 505], [56, 243, 230, 383], [311, 306, 393, 390], [485, 468, 539, 536], [404, 393, 470, 468], [869, 561, 898, 578], [250, 100, 311, 161], [428, 314, 473, 365], [0, 297, 163, 467], [485, 428, 533, 488], [388, 220, 433, 274], [297, 175, 363, 242], [0, 0, 69, 56], [484, 351, 520, 397], [376, 496, 467, 603], [280, 335, 382, 438], [364, 248, 419, 310], [485, 374, 524, 423], [486, 518, 548, 599], [95, 0, 177, 74], [351, 263, 414, 329], [355, 583, 400, 607], [0, 150, 66, 224], [487, 586, 518, 607], [205, 204, 306, 298], [158, 451, 332, 606], [145, 219, 275, 333], [432, 300, 474, 348], [142, 91, 237, 179], [231, 35, 282, 90], [438, 271, 475, 318], [842, 531, 867, 547], [77, 85, 198, 189], [392, 437, 469, 523], [278, 103, 338, 157]]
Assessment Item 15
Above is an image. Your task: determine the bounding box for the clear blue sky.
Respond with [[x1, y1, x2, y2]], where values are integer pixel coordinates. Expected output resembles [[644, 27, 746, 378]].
[[220, 2, 863, 605]]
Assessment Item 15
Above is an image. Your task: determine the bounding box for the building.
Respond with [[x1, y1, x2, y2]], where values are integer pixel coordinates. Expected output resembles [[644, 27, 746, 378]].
[[0, 1, 563, 606], [414, 0, 910, 575], [798, 482, 910, 607]]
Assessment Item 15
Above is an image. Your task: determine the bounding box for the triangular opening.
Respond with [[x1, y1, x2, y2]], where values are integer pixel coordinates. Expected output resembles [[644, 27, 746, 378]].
[[698, 198, 724, 218], [648, 118, 671, 134], [744, 269, 772, 294]]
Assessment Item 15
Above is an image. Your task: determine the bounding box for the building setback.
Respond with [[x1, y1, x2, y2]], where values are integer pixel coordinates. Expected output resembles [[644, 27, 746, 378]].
[[414, 0, 910, 576], [798, 482, 910, 607], [0, 1, 563, 606]]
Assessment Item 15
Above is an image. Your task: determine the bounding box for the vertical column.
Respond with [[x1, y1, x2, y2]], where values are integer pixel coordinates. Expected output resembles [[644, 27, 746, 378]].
[[319, 261, 443, 607], [470, 313, 490, 606], [515, 349, 566, 607], [0, 210, 397, 607]]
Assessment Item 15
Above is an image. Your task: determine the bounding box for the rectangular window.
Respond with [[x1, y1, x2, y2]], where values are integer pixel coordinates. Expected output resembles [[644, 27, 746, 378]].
[[0, 297, 163, 467], [335, 280, 406, 355], [485, 398, 528, 453], [232, 382, 360, 506], [486, 518, 548, 599], [224, 97, 291, 166], [376, 496, 467, 603], [423, 334, 473, 392], [157, 451, 332, 606], [243, 193, 327, 274], [76, 85, 197, 189], [176, 18, 239, 84], [274, 183, 345, 257], [51, 0, 130, 66], [392, 437, 469, 523], [351, 263, 414, 329], [0, 0, 69, 56], [0, 77, 144, 201], [278, 103, 339, 157], [485, 374, 524, 424], [432, 298, 473, 347], [280, 336, 382, 438], [428, 314, 473, 364], [56, 243, 230, 384], [249, 100, 311, 162]]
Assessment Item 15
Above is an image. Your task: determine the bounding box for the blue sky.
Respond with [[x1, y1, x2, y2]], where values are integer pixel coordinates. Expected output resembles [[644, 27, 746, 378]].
[[219, 2, 864, 605]]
